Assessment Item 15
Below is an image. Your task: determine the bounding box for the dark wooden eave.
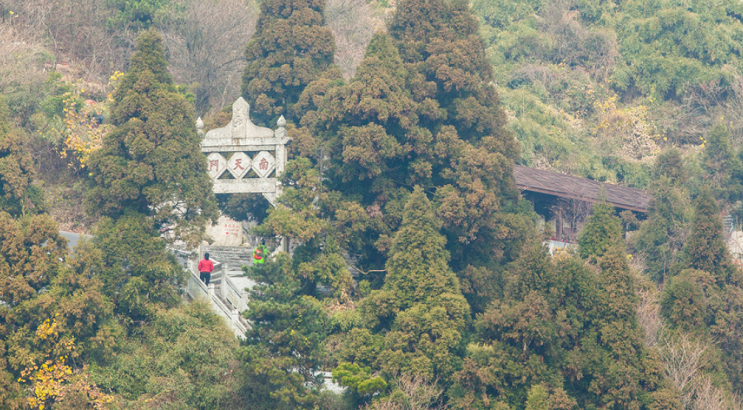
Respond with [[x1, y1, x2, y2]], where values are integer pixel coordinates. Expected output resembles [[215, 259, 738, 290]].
[[514, 165, 650, 213]]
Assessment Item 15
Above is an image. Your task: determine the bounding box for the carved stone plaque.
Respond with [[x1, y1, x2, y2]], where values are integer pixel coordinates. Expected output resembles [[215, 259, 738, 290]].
[[227, 152, 251, 179], [206, 153, 226, 179], [251, 151, 276, 179]]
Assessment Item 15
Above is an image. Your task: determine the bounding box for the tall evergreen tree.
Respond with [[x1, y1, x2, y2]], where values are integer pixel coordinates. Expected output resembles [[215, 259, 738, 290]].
[[240, 253, 328, 409], [0, 97, 44, 216], [86, 29, 217, 246], [385, 0, 525, 271], [632, 149, 691, 282], [311, 32, 425, 267], [319, 33, 418, 193], [242, 0, 336, 125], [346, 187, 470, 383], [578, 201, 623, 260], [682, 187, 733, 284], [703, 123, 743, 204], [389, 0, 511, 141]]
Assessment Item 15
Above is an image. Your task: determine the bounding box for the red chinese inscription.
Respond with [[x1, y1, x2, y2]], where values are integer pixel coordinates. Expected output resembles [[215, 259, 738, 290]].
[[209, 159, 220, 172], [233, 158, 245, 170], [259, 158, 269, 170]]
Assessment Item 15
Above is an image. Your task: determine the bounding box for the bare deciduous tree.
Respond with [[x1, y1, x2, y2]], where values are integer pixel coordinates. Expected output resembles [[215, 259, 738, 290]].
[[325, 0, 376, 79], [633, 267, 664, 347], [364, 374, 447, 410], [551, 198, 591, 243], [159, 0, 257, 114], [658, 334, 709, 408], [2, 0, 129, 82], [0, 25, 50, 93]]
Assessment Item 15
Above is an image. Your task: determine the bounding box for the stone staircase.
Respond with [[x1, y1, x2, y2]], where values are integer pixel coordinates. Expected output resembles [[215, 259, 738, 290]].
[[723, 215, 735, 236], [202, 245, 254, 268], [181, 246, 255, 337]]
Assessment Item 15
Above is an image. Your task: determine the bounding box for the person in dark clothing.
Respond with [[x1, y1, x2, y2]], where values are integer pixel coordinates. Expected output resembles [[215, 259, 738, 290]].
[[198, 252, 214, 285]]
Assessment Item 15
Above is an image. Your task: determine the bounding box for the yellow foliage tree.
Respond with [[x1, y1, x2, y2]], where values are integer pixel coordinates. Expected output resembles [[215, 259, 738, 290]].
[[19, 318, 114, 410]]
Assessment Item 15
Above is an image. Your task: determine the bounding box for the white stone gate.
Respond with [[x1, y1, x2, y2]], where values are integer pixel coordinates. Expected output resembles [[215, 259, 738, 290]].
[[197, 97, 291, 205]]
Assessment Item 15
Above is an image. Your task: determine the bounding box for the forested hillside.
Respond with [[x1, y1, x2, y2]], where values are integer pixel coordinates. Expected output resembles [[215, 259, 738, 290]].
[[2, 0, 743, 409], [476, 0, 743, 186]]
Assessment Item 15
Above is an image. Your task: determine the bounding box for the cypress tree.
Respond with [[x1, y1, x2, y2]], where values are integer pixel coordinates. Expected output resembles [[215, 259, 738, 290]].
[[703, 124, 743, 204], [660, 272, 707, 332], [632, 149, 691, 282], [358, 187, 470, 381], [242, 0, 336, 125], [311, 32, 424, 268], [389, 0, 511, 144], [578, 201, 623, 260], [385, 0, 525, 271], [319, 32, 418, 193], [86, 29, 217, 246], [682, 187, 733, 284]]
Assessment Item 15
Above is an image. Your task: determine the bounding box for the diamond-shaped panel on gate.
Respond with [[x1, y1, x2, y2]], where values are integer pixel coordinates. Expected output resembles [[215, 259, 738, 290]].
[[227, 152, 251, 179], [206, 153, 227, 179], [252, 151, 276, 178]]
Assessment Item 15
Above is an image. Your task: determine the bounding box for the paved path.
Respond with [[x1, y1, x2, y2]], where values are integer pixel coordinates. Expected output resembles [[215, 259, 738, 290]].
[[59, 231, 92, 251]]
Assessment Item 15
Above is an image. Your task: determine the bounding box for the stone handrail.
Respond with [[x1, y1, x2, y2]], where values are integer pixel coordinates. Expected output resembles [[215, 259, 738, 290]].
[[185, 259, 247, 338]]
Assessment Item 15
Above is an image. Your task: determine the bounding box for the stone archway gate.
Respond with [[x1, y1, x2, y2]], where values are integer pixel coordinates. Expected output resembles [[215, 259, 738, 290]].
[[183, 97, 292, 337], [197, 97, 292, 205]]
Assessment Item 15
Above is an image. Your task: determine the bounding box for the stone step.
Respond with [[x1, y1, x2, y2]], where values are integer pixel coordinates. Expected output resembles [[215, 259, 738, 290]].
[[204, 245, 254, 267]]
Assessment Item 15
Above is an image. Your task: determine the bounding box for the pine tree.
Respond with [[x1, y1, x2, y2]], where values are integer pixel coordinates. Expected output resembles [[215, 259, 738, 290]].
[[578, 201, 623, 260], [682, 187, 733, 284], [242, 0, 336, 125], [86, 29, 217, 246], [357, 187, 470, 381]]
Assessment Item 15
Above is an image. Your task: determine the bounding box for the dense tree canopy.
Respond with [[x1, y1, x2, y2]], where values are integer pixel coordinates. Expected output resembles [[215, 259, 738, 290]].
[[0, 98, 44, 217], [578, 201, 623, 260], [242, 0, 337, 125], [9, 0, 743, 408], [682, 187, 733, 284], [357, 187, 470, 380], [86, 29, 217, 246]]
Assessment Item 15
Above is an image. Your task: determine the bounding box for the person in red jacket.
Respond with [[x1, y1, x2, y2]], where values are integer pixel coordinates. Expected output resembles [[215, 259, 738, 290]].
[[198, 253, 214, 285]]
